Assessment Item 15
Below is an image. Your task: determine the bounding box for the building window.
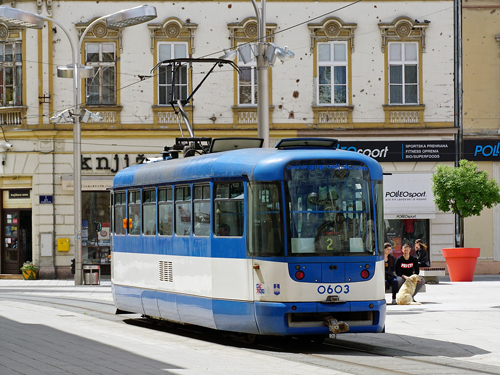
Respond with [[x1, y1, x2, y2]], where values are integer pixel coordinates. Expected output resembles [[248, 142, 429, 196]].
[[317, 42, 347, 105], [158, 42, 188, 105], [388, 42, 418, 104], [0, 42, 22, 107], [238, 44, 257, 106], [85, 42, 116, 105]]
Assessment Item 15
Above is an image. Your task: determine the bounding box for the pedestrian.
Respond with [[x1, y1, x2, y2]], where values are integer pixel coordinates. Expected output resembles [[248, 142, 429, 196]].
[[395, 244, 425, 301], [384, 243, 399, 305], [415, 239, 430, 268]]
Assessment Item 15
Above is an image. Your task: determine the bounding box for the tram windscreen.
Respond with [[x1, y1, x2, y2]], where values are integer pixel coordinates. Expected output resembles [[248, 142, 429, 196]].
[[284, 161, 378, 255]]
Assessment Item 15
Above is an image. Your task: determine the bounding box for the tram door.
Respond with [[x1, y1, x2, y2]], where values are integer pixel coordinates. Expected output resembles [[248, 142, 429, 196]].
[[1, 210, 32, 274]]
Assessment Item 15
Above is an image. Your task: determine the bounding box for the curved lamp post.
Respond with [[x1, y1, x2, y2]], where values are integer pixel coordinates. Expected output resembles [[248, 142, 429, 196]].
[[0, 5, 157, 284]]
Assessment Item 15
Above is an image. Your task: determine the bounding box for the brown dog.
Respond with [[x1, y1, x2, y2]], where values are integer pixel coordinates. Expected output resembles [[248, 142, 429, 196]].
[[396, 274, 422, 305]]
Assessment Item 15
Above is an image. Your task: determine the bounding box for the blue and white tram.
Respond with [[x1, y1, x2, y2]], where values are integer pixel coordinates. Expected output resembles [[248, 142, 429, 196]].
[[111, 138, 386, 337]]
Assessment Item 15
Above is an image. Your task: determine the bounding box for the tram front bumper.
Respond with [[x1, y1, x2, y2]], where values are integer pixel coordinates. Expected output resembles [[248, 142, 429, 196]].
[[254, 300, 386, 336]]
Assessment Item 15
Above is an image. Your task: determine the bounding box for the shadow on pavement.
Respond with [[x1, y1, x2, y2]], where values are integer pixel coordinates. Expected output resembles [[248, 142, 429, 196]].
[[0, 316, 182, 375]]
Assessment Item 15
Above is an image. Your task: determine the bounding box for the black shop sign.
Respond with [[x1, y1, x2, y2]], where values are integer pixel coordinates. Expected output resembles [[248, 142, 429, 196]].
[[463, 139, 500, 161], [336, 140, 455, 162]]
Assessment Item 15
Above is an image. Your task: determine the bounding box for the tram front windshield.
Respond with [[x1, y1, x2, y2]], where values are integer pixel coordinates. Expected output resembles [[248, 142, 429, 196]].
[[285, 160, 378, 256]]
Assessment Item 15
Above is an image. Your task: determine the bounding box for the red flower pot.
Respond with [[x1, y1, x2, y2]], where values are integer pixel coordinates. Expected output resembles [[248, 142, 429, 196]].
[[442, 248, 480, 282]]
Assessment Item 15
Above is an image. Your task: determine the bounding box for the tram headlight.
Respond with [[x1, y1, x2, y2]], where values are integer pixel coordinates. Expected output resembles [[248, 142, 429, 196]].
[[295, 270, 305, 280], [360, 269, 370, 279]]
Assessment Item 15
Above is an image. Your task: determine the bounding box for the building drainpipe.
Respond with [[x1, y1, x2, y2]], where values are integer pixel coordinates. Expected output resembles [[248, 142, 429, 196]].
[[454, 0, 463, 247]]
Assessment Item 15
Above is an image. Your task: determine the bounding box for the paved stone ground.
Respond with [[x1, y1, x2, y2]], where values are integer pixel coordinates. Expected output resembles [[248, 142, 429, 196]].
[[1, 276, 500, 374]]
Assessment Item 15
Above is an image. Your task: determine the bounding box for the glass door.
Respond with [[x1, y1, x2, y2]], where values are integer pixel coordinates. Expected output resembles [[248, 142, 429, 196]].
[[2, 211, 20, 274]]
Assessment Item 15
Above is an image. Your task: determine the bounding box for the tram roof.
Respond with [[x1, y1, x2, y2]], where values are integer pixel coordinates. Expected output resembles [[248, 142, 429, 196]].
[[112, 147, 383, 189]]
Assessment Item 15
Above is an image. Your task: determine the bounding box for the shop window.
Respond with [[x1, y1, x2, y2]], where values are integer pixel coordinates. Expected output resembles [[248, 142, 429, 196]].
[[114, 191, 126, 235], [158, 187, 173, 236], [82, 191, 111, 274], [214, 182, 244, 237], [175, 186, 191, 236], [384, 219, 429, 259], [128, 190, 141, 235], [143, 189, 156, 235]]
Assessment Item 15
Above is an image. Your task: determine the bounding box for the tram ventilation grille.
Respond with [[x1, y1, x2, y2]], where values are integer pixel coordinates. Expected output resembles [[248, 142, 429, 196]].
[[159, 261, 173, 282]]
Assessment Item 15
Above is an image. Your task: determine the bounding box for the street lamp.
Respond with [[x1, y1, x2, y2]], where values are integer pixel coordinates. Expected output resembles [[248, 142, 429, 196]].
[[0, 5, 157, 285], [249, 0, 294, 148]]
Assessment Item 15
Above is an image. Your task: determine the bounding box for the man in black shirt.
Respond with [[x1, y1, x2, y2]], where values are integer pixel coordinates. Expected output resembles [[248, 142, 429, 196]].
[[395, 244, 425, 301]]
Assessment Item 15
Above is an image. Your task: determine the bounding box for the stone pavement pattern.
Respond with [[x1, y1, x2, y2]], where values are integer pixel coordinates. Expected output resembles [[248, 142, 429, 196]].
[[1, 276, 500, 374]]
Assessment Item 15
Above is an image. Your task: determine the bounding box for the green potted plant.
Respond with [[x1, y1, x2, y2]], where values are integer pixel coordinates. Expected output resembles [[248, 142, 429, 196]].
[[20, 261, 39, 280], [431, 159, 500, 281]]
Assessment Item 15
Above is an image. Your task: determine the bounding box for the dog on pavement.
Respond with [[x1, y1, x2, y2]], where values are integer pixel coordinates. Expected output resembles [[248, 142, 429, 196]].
[[396, 274, 422, 305]]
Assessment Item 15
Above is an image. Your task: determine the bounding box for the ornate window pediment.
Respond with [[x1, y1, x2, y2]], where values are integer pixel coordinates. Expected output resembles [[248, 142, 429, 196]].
[[227, 17, 276, 45], [307, 17, 356, 53], [378, 17, 429, 52], [148, 18, 197, 55]]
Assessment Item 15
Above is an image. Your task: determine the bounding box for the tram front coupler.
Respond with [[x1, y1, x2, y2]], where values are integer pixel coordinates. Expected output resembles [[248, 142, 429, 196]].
[[325, 316, 349, 336]]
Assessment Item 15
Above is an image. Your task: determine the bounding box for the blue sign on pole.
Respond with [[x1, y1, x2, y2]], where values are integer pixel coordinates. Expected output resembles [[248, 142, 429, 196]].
[[39, 195, 53, 204]]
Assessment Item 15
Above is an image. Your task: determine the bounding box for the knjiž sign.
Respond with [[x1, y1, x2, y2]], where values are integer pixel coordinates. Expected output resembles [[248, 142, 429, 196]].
[[336, 140, 455, 162]]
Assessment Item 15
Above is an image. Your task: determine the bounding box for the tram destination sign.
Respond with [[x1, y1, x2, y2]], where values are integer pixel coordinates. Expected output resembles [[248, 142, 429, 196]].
[[336, 140, 455, 162]]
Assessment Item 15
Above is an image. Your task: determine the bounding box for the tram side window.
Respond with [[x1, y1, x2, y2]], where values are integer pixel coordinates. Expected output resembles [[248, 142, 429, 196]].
[[158, 187, 173, 236], [248, 182, 284, 255], [128, 190, 141, 235], [114, 192, 126, 235], [194, 185, 210, 236], [214, 182, 244, 237], [175, 186, 191, 236], [143, 189, 156, 235]]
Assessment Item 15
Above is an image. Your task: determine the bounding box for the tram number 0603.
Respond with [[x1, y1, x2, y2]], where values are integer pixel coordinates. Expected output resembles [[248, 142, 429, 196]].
[[317, 285, 349, 294]]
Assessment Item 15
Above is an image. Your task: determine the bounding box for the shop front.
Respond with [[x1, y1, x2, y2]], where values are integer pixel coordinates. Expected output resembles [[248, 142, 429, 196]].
[[0, 189, 32, 275], [63, 177, 112, 277], [383, 173, 435, 259]]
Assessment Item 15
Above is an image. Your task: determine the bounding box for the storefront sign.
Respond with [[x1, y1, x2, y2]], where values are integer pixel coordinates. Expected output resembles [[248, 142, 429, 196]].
[[9, 190, 30, 199], [336, 140, 455, 162], [62, 180, 113, 191], [3, 190, 32, 209], [383, 173, 436, 219], [463, 139, 500, 161]]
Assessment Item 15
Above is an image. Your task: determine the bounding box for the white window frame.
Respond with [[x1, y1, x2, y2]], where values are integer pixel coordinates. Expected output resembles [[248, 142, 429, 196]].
[[0, 41, 23, 107], [317, 41, 348, 106], [388, 42, 419, 105], [85, 42, 116, 106], [237, 43, 257, 106], [157, 42, 188, 106]]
